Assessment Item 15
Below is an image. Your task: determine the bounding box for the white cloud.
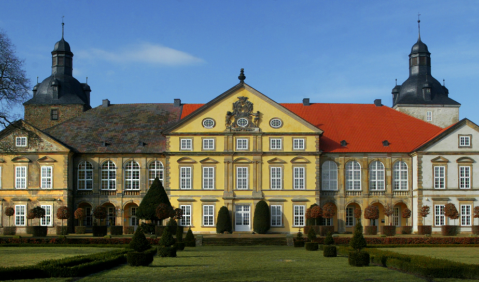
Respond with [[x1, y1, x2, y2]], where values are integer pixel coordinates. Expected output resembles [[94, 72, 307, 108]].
[[76, 42, 204, 66]]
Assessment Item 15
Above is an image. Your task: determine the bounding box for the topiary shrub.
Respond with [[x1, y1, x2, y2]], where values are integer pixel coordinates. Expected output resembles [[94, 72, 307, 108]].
[[137, 178, 171, 225], [305, 242, 319, 251], [348, 251, 370, 267], [32, 226, 48, 237], [253, 200, 270, 234], [294, 230, 304, 247], [349, 220, 368, 266], [158, 246, 177, 257], [323, 245, 337, 257], [167, 218, 178, 234], [5, 207, 14, 227], [324, 232, 334, 245], [93, 206, 107, 226], [175, 242, 185, 251], [176, 225, 184, 242], [75, 226, 86, 234], [160, 224, 175, 247], [216, 206, 232, 234], [127, 251, 154, 266], [185, 227, 196, 247], [130, 226, 151, 252], [57, 206, 70, 235], [307, 226, 316, 242], [402, 208, 412, 226], [419, 205, 431, 230], [27, 209, 35, 232], [320, 226, 335, 236], [110, 226, 123, 235], [155, 225, 166, 236], [92, 226, 107, 237]]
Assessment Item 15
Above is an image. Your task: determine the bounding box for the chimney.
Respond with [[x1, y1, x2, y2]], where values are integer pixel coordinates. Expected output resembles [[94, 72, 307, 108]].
[[174, 99, 181, 107], [303, 98, 310, 106], [382, 140, 390, 147], [374, 99, 382, 107], [102, 99, 110, 107]]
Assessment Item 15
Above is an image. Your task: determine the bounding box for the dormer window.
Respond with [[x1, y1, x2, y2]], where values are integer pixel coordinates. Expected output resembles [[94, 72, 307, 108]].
[[459, 135, 472, 148], [15, 137, 27, 147], [51, 109, 59, 120]]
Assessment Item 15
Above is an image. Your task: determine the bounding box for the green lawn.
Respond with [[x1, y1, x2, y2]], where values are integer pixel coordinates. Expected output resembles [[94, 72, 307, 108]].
[[0, 247, 122, 267], [80, 246, 424, 282], [382, 247, 479, 265]]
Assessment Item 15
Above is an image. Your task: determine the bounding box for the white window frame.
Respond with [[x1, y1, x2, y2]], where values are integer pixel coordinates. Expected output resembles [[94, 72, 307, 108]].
[[293, 138, 305, 150], [203, 205, 214, 226], [434, 166, 446, 189], [346, 161, 361, 190], [236, 167, 249, 190], [202, 167, 215, 190], [271, 205, 282, 227], [180, 205, 191, 226], [459, 166, 471, 189], [15, 205, 26, 226], [15, 137, 27, 147], [101, 161, 116, 190], [78, 161, 93, 190], [270, 167, 282, 190], [393, 207, 400, 226], [180, 167, 192, 189], [124, 161, 140, 190], [435, 205, 445, 226], [41, 166, 53, 189], [148, 161, 164, 186], [461, 205, 471, 226], [393, 161, 408, 190], [322, 161, 338, 191], [460, 136, 471, 147], [369, 161, 385, 191], [15, 166, 27, 189], [293, 167, 305, 190], [202, 139, 215, 150], [270, 138, 282, 150], [236, 138, 248, 150], [293, 205, 305, 227], [180, 139, 192, 150], [426, 111, 432, 122], [346, 207, 355, 227], [40, 205, 52, 226]]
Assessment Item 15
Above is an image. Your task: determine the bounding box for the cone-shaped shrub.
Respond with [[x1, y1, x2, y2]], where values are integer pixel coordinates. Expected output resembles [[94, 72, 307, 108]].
[[160, 223, 175, 247], [253, 200, 270, 234], [137, 177, 171, 224], [216, 206, 232, 234], [129, 226, 151, 252], [307, 226, 316, 241], [176, 225, 184, 242], [324, 231, 334, 245], [185, 227, 196, 247], [349, 220, 367, 252]]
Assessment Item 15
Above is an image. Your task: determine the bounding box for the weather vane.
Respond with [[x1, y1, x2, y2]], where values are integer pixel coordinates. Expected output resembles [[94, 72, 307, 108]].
[[418, 13, 421, 39], [62, 16, 65, 39]]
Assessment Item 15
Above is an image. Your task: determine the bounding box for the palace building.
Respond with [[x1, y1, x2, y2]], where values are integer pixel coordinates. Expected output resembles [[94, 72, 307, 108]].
[[0, 27, 478, 235]]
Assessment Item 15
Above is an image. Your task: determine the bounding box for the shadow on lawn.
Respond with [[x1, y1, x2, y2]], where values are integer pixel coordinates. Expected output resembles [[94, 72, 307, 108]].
[[149, 265, 209, 268]]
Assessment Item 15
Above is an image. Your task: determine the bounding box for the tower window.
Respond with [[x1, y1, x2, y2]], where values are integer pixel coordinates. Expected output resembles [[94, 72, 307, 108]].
[[58, 57, 64, 66], [426, 111, 432, 122], [51, 109, 59, 120]]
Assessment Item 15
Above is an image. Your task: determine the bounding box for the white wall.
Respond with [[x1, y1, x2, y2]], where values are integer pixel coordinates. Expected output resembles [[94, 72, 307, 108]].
[[395, 105, 459, 128]]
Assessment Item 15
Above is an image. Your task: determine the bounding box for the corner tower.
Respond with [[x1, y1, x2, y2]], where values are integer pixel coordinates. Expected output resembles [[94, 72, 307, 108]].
[[392, 20, 460, 128], [24, 23, 91, 130]]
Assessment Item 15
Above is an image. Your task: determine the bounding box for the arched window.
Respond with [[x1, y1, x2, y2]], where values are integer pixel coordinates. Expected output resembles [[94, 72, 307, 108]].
[[369, 161, 385, 190], [393, 161, 408, 190], [345, 161, 361, 190], [148, 161, 164, 186], [101, 161, 116, 190], [78, 161, 93, 190], [125, 161, 140, 190], [322, 161, 338, 190]]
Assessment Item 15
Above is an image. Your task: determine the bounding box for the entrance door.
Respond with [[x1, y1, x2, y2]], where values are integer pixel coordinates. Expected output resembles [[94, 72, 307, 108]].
[[235, 205, 250, 232], [130, 207, 139, 231]]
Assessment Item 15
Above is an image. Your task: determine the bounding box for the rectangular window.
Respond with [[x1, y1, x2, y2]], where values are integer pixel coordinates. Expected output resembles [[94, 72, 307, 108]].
[[202, 139, 215, 150], [434, 166, 445, 189], [40, 205, 52, 226], [346, 207, 354, 227], [293, 205, 305, 227], [203, 205, 214, 226], [459, 166, 471, 189], [180, 139, 192, 150], [426, 111, 432, 122], [15, 137, 27, 147], [41, 166, 53, 189], [236, 167, 248, 190], [293, 138, 305, 150], [180, 205, 191, 226], [107, 207, 115, 226], [270, 138, 282, 150], [461, 205, 471, 226], [435, 205, 445, 226], [202, 167, 215, 189], [84, 207, 92, 227], [459, 136, 471, 147], [51, 109, 58, 120], [293, 167, 305, 190], [393, 207, 400, 226], [180, 167, 192, 189], [15, 205, 26, 226], [270, 167, 282, 190], [236, 138, 248, 150], [271, 205, 282, 227], [15, 166, 27, 189]]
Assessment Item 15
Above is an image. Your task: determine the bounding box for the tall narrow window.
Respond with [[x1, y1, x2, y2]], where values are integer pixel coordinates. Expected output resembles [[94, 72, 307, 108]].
[[41, 166, 53, 189], [435, 205, 445, 226], [322, 161, 338, 190], [40, 205, 52, 226], [461, 205, 471, 226], [393, 161, 408, 190], [459, 166, 471, 189], [15, 166, 27, 189], [346, 207, 355, 227], [271, 205, 282, 227], [78, 162, 93, 190], [426, 111, 432, 121], [346, 161, 361, 190], [101, 161, 116, 190], [125, 161, 140, 190], [84, 207, 92, 227], [293, 138, 305, 150], [393, 207, 400, 226], [180, 205, 191, 226], [148, 161, 164, 186], [236, 167, 249, 189], [434, 166, 446, 189], [270, 138, 282, 150], [180, 167, 192, 189], [369, 161, 385, 190], [293, 205, 305, 227], [203, 205, 214, 226], [15, 205, 25, 226], [51, 109, 58, 120], [293, 167, 305, 189], [203, 167, 215, 189], [270, 167, 282, 190], [107, 207, 115, 226]]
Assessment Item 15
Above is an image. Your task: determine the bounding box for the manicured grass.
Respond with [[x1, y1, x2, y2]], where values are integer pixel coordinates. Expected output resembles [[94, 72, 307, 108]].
[[81, 246, 423, 282], [0, 247, 122, 267], [382, 247, 479, 265]]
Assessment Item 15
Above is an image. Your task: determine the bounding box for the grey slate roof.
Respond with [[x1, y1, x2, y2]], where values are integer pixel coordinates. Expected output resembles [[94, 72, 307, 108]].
[[24, 75, 90, 106], [44, 103, 182, 153]]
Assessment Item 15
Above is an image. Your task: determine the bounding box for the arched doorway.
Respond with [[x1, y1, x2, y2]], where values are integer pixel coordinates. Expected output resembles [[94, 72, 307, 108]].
[[370, 202, 385, 227], [393, 202, 409, 227], [345, 202, 361, 233], [124, 203, 139, 231], [102, 203, 116, 226], [78, 202, 92, 227], [321, 202, 338, 231]]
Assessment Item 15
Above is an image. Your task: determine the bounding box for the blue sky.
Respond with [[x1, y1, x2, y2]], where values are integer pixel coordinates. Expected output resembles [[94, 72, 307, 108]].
[[2, 0, 479, 122]]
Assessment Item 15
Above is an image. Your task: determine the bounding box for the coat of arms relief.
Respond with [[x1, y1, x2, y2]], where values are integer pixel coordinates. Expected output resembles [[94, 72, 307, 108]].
[[225, 96, 260, 131]]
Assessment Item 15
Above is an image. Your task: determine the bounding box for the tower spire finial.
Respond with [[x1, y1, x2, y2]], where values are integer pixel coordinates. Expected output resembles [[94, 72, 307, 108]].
[[62, 16, 64, 39], [418, 13, 421, 40]]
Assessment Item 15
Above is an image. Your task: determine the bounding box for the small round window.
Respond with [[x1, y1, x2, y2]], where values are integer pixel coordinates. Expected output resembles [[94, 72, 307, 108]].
[[270, 118, 283, 128], [202, 118, 215, 129], [237, 118, 248, 127]]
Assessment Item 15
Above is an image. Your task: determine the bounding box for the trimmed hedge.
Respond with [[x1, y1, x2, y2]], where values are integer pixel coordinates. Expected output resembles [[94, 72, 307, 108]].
[[418, 225, 432, 235], [92, 226, 107, 237], [382, 226, 396, 236], [305, 242, 318, 251], [155, 226, 166, 236], [3, 227, 16, 235], [441, 225, 460, 236], [364, 226, 377, 235], [175, 242, 185, 251], [293, 240, 305, 248], [323, 245, 337, 257], [401, 226, 412, 234], [56, 226, 68, 235], [348, 251, 370, 266], [320, 226, 335, 236], [75, 226, 86, 234], [126, 248, 156, 266], [158, 246, 177, 257], [32, 226, 48, 237], [109, 226, 123, 235]]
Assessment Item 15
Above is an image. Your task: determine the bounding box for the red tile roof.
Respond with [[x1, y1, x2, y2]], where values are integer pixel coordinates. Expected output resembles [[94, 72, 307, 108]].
[[181, 103, 443, 153]]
